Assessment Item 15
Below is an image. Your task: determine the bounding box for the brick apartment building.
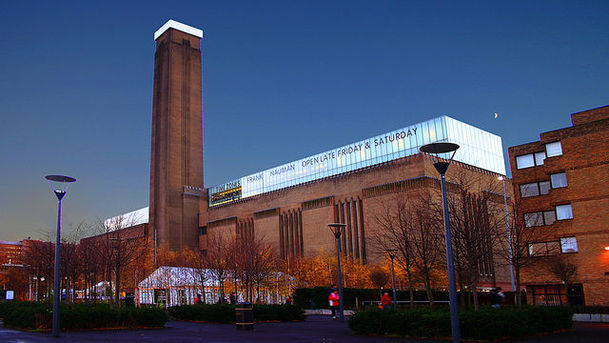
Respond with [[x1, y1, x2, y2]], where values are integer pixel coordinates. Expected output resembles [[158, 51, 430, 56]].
[[508, 105, 609, 306]]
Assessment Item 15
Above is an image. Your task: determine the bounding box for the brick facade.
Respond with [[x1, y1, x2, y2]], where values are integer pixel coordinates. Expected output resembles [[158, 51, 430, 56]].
[[149, 27, 204, 252], [508, 105, 609, 306], [199, 154, 513, 289]]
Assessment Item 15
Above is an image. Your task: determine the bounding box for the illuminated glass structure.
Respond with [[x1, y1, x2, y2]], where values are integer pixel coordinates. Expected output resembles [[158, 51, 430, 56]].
[[209, 116, 504, 206]]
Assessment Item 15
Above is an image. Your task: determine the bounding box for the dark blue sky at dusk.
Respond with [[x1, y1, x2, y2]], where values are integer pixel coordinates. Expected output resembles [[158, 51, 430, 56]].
[[1, 1, 608, 241]]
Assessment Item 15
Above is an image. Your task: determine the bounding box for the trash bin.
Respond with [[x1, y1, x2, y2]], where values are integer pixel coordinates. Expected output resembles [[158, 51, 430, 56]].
[[235, 303, 254, 330], [125, 293, 135, 307]]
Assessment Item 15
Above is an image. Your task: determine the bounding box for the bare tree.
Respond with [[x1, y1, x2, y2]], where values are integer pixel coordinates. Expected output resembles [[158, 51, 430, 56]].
[[372, 195, 417, 306], [442, 172, 504, 310], [182, 246, 210, 303], [24, 237, 55, 300], [546, 254, 577, 304], [369, 267, 389, 298], [372, 192, 444, 307], [206, 233, 231, 302], [500, 199, 559, 308], [87, 215, 148, 306], [248, 239, 278, 303]]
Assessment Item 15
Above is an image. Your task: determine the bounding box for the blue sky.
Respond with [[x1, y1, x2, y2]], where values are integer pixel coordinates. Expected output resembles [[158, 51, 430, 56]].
[[1, 1, 608, 241]]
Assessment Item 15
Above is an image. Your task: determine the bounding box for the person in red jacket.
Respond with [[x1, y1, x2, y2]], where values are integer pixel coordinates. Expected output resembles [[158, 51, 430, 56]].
[[380, 292, 392, 309], [328, 290, 340, 319]]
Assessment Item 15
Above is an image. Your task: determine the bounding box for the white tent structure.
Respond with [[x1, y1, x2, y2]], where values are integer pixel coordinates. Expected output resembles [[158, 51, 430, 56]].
[[137, 266, 220, 307]]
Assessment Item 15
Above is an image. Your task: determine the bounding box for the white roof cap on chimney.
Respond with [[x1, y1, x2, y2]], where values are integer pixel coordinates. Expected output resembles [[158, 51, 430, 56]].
[[154, 19, 203, 40]]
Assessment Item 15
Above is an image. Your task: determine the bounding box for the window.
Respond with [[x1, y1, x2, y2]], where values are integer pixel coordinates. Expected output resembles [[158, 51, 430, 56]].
[[543, 210, 556, 225], [530, 285, 568, 305], [528, 241, 560, 256], [560, 237, 578, 253], [525, 210, 556, 227], [520, 183, 540, 197], [516, 154, 535, 169], [199, 226, 207, 235], [516, 151, 546, 169], [524, 212, 544, 227], [556, 204, 573, 220], [539, 181, 551, 195], [550, 172, 568, 188], [546, 141, 563, 157], [535, 151, 546, 165], [520, 181, 551, 197]]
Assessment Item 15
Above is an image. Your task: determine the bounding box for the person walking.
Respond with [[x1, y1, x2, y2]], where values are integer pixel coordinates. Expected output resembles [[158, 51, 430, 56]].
[[328, 289, 340, 319], [491, 287, 505, 308], [380, 292, 392, 309], [194, 293, 203, 304]]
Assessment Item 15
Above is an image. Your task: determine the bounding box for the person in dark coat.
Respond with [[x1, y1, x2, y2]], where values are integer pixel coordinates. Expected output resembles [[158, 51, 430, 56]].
[[490, 287, 505, 308]]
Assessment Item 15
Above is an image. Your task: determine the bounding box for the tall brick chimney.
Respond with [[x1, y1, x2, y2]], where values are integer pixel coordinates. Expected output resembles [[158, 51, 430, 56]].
[[149, 20, 204, 256]]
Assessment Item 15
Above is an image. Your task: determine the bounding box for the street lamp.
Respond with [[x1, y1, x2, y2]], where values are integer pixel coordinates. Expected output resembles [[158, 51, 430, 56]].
[[419, 142, 461, 343], [498, 176, 516, 291], [328, 223, 346, 322], [386, 248, 398, 309], [45, 174, 76, 337]]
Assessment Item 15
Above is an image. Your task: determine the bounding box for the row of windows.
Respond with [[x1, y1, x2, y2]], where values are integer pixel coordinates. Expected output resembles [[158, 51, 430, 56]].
[[524, 204, 573, 227], [520, 172, 568, 197], [528, 237, 578, 256], [515, 141, 563, 169]]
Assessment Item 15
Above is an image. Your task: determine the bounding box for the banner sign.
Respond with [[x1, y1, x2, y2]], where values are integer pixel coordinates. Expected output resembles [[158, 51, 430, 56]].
[[209, 116, 504, 206]]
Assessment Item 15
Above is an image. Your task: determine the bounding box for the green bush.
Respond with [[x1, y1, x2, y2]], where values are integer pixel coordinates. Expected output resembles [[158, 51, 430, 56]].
[[0, 302, 168, 331], [168, 304, 304, 323], [293, 287, 528, 310], [0, 302, 49, 330], [349, 306, 572, 340]]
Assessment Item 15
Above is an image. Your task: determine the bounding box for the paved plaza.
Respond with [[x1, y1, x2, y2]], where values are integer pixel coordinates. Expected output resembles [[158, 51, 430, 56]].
[[1, 316, 608, 343]]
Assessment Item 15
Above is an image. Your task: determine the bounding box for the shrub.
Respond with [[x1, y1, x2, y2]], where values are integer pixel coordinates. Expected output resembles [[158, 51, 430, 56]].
[[0, 302, 49, 330], [168, 304, 304, 323], [0, 302, 168, 331], [349, 306, 572, 340]]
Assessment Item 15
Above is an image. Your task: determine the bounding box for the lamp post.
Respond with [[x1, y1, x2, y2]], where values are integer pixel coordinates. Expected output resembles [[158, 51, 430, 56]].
[[498, 176, 516, 291], [386, 248, 398, 309], [419, 142, 460, 343], [45, 174, 76, 337], [328, 223, 346, 322]]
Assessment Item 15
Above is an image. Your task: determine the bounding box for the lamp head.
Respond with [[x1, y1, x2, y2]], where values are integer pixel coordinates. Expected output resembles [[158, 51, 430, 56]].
[[419, 142, 459, 175], [328, 223, 346, 238], [45, 175, 76, 200]]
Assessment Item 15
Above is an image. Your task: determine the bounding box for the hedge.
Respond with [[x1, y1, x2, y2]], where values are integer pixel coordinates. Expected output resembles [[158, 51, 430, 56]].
[[168, 304, 304, 323], [349, 306, 573, 341], [293, 287, 525, 309], [0, 302, 168, 330]]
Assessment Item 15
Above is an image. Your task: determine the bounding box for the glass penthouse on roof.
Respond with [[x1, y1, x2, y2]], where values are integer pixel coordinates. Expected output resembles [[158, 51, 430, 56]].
[[209, 116, 505, 207]]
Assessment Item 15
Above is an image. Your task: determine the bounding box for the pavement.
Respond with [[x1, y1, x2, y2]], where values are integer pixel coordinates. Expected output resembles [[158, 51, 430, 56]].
[[0, 316, 608, 343]]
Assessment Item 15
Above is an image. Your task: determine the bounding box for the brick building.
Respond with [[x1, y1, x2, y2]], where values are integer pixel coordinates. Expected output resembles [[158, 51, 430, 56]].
[[126, 20, 512, 290], [92, 20, 515, 292], [508, 105, 609, 306], [0, 241, 24, 267]]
